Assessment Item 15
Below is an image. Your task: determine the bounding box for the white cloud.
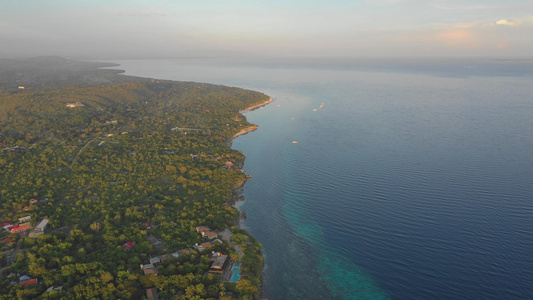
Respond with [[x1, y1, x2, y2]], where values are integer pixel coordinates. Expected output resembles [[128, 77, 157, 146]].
[[496, 19, 515, 26]]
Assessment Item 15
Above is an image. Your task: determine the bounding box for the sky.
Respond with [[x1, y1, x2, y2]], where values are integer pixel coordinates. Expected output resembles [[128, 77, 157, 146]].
[[1, 0, 533, 59]]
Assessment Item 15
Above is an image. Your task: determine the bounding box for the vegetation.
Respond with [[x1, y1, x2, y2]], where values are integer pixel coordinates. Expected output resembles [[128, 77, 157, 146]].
[[0, 59, 268, 299]]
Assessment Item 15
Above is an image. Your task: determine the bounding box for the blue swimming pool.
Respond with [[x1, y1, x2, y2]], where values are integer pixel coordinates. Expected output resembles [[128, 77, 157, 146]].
[[229, 262, 241, 282]]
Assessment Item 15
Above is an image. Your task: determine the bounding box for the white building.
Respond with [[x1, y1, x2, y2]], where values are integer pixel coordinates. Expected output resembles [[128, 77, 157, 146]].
[[34, 219, 49, 232], [19, 216, 31, 223], [29, 219, 49, 238]]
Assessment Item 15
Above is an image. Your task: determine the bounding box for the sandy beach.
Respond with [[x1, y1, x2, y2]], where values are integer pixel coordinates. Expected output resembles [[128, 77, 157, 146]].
[[231, 97, 274, 139], [232, 125, 259, 138], [241, 97, 274, 113]]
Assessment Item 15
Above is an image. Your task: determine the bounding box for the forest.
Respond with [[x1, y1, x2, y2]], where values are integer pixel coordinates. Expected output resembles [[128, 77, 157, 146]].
[[0, 58, 268, 299]]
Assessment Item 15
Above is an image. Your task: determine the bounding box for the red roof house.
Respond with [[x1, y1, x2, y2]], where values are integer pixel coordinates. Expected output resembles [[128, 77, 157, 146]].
[[19, 278, 38, 288], [122, 241, 134, 251], [10, 224, 30, 234]]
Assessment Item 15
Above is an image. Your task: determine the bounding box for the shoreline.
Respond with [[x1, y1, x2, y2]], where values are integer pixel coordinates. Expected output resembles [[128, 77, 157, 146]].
[[230, 96, 273, 299], [232, 125, 259, 138], [227, 97, 274, 142], [241, 97, 274, 113], [230, 96, 274, 209]]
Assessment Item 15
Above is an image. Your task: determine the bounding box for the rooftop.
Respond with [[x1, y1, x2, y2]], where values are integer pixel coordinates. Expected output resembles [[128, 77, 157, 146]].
[[211, 254, 228, 270]]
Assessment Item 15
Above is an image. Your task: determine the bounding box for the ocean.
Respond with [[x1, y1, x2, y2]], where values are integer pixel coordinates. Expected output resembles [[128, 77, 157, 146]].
[[108, 58, 533, 299]]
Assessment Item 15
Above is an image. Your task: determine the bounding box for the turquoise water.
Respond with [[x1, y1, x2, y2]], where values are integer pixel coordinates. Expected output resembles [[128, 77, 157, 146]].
[[230, 262, 242, 283], [113, 58, 533, 299]]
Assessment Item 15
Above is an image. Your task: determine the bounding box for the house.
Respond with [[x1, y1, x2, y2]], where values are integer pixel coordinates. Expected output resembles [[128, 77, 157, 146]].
[[3, 223, 13, 231], [146, 288, 159, 300], [201, 241, 214, 249], [19, 278, 37, 288], [193, 243, 205, 252], [209, 254, 228, 274], [202, 231, 218, 240], [196, 226, 211, 234], [122, 241, 134, 251], [19, 216, 32, 223], [194, 241, 216, 252], [141, 264, 159, 275], [34, 219, 49, 232], [29, 219, 49, 238], [144, 268, 158, 275], [29, 199, 39, 205], [10, 223, 30, 234], [177, 248, 191, 255], [150, 252, 177, 264], [146, 235, 163, 249], [45, 286, 63, 292], [149, 256, 162, 264], [196, 226, 218, 239]]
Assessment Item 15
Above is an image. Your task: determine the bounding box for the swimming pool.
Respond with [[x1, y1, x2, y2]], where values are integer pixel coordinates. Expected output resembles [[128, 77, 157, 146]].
[[229, 262, 241, 282]]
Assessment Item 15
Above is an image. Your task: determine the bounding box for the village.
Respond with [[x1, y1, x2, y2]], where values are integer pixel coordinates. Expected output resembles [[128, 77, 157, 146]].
[[0, 100, 251, 298], [2, 214, 242, 300], [0, 57, 267, 299], [136, 226, 242, 300], [2, 214, 51, 289]]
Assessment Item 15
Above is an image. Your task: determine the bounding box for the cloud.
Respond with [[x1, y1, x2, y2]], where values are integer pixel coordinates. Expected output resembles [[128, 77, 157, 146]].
[[496, 19, 515, 26], [491, 17, 533, 28]]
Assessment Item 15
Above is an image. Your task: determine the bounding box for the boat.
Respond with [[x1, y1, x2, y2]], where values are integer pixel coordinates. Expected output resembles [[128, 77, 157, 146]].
[[292, 141, 298, 144]]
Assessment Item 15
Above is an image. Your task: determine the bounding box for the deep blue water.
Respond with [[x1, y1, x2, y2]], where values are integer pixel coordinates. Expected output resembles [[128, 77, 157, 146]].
[[110, 58, 533, 299]]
